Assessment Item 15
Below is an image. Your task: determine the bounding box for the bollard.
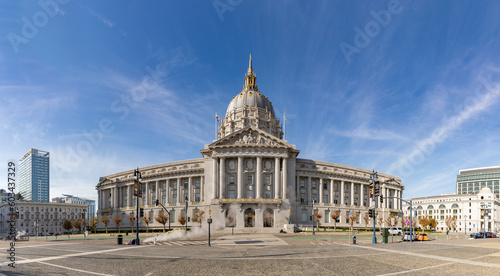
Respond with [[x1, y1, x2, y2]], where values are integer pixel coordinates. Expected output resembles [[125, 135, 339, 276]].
[[154, 237, 157, 246], [353, 233, 356, 245]]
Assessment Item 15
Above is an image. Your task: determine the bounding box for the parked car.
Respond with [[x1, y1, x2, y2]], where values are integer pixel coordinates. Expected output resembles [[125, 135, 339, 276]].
[[485, 232, 497, 238], [474, 232, 484, 239], [416, 232, 429, 241], [402, 231, 416, 241], [469, 233, 477, 238], [389, 227, 403, 235]]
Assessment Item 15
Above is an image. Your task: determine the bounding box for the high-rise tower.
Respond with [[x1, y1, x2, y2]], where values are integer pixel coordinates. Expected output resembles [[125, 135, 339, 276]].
[[19, 148, 50, 202]]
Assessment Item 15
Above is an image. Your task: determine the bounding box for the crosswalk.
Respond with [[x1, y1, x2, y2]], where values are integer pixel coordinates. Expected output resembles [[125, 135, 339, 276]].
[[143, 240, 208, 247]]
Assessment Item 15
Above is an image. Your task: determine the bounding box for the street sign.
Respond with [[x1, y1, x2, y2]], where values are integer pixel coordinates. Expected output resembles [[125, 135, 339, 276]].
[[405, 219, 409, 226], [349, 210, 352, 217]]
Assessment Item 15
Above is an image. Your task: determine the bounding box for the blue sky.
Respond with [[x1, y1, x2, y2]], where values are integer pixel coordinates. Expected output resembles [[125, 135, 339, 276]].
[[1, 0, 500, 203]]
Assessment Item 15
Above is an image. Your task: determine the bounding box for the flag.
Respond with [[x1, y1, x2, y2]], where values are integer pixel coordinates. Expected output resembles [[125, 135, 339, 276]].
[[216, 113, 219, 121], [284, 114, 287, 122]]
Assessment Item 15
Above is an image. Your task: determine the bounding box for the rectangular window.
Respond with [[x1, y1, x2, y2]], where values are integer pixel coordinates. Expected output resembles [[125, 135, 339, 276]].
[[325, 210, 330, 223], [301, 210, 307, 222]]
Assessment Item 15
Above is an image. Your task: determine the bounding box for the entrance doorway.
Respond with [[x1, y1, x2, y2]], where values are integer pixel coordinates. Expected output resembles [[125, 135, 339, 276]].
[[244, 208, 255, 227]]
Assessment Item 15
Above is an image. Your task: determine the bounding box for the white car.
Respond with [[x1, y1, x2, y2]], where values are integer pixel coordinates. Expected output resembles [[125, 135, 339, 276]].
[[388, 227, 403, 235]]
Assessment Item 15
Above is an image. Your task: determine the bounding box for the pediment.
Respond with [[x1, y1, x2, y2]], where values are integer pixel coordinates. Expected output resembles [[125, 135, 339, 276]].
[[209, 127, 289, 148]]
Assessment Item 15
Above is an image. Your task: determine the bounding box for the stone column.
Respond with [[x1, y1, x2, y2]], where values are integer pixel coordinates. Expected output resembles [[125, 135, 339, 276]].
[[156, 181, 160, 204], [360, 183, 364, 207], [340, 180, 344, 205], [237, 157, 243, 199], [282, 158, 288, 199], [256, 157, 262, 199], [351, 183, 355, 206], [274, 157, 280, 199], [110, 188, 114, 209], [319, 179, 323, 203], [307, 177, 312, 203], [128, 185, 133, 207], [330, 179, 334, 204], [212, 158, 218, 199], [296, 176, 300, 202], [177, 178, 181, 204], [188, 177, 192, 202], [219, 157, 225, 199]]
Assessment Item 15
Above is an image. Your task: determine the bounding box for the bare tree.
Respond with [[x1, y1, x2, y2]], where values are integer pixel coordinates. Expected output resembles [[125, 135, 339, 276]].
[[129, 213, 136, 234], [192, 211, 205, 226], [100, 215, 110, 234], [330, 210, 341, 231], [178, 215, 186, 227], [89, 217, 98, 234], [313, 209, 322, 232], [363, 213, 370, 231], [155, 212, 169, 232], [445, 216, 457, 232], [348, 211, 358, 232], [113, 213, 122, 233], [63, 220, 72, 235], [143, 215, 151, 233]]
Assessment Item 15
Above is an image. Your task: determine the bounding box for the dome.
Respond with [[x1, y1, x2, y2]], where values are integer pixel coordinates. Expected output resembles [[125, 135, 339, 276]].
[[225, 90, 275, 117], [217, 55, 283, 139]]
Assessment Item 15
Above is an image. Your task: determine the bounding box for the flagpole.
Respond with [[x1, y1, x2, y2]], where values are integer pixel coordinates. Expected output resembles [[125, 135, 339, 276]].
[[283, 111, 286, 140], [215, 112, 218, 140]]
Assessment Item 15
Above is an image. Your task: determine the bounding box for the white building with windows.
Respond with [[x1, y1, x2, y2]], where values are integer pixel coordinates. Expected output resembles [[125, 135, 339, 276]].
[[403, 187, 500, 233], [0, 201, 87, 237], [96, 56, 404, 232], [52, 194, 96, 221]]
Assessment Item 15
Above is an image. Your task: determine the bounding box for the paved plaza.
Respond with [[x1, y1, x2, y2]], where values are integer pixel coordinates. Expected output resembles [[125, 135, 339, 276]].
[[1, 232, 500, 275]]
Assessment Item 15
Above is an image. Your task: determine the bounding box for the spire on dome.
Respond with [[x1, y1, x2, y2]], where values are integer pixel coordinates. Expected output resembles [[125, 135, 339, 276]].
[[245, 54, 257, 88]]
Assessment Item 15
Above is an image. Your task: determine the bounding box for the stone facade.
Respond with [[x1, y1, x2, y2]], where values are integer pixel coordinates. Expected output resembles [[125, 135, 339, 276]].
[[96, 56, 404, 232]]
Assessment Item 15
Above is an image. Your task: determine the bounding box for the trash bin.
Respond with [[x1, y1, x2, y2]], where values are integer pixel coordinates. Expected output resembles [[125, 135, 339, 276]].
[[353, 233, 356, 245], [117, 234, 123, 245], [382, 228, 389, 244]]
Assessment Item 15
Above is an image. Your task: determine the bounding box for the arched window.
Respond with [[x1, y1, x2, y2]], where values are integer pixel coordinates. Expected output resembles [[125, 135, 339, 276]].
[[263, 209, 274, 227], [244, 208, 255, 227]]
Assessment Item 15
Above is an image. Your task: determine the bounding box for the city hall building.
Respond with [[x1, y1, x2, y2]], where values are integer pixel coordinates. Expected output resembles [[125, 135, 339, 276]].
[[96, 57, 404, 232]]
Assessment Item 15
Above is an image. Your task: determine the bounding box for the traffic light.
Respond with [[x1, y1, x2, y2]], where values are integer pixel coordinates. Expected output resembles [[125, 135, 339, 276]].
[[155, 199, 159, 206], [374, 180, 380, 197], [369, 184, 373, 198], [368, 209, 374, 218], [380, 195, 384, 204], [139, 208, 144, 217]]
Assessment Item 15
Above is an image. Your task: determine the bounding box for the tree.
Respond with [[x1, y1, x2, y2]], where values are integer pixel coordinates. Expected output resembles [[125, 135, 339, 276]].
[[445, 216, 457, 232], [129, 213, 136, 234], [363, 213, 370, 231], [178, 215, 186, 227], [113, 213, 122, 233], [155, 212, 169, 232], [385, 214, 397, 228], [15, 192, 24, 201], [377, 213, 384, 228], [63, 219, 72, 235], [72, 220, 82, 233], [419, 215, 430, 230], [348, 211, 358, 232], [429, 218, 437, 229], [313, 209, 322, 232], [330, 210, 341, 231], [100, 215, 110, 234], [143, 215, 151, 233], [192, 210, 205, 227], [89, 217, 98, 234]]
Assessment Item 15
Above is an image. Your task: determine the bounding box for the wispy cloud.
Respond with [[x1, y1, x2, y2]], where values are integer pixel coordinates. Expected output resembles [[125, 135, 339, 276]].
[[85, 6, 114, 28]]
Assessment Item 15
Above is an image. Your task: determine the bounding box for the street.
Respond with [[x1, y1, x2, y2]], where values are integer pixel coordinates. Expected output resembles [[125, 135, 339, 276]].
[[1, 232, 500, 275]]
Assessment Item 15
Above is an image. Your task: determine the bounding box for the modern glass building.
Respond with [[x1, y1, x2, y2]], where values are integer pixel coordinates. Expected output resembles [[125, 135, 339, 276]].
[[456, 166, 500, 199], [18, 149, 50, 202]]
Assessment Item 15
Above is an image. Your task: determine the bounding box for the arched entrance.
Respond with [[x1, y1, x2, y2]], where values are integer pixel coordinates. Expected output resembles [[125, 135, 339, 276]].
[[244, 208, 255, 227], [263, 208, 274, 227]]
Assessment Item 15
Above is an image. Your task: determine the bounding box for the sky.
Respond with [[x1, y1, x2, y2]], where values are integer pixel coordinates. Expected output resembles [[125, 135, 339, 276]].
[[1, 0, 500, 204]]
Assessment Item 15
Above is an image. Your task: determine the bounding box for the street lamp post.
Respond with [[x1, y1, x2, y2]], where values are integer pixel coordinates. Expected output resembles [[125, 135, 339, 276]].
[[208, 207, 212, 247], [312, 200, 315, 235], [134, 168, 141, 245], [481, 204, 486, 239], [185, 195, 188, 233]]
